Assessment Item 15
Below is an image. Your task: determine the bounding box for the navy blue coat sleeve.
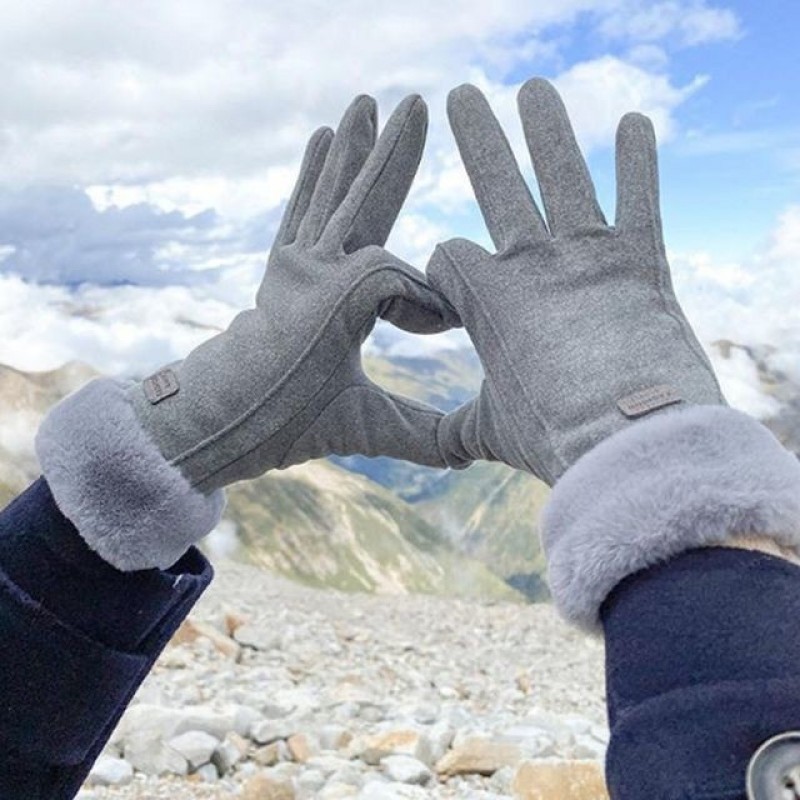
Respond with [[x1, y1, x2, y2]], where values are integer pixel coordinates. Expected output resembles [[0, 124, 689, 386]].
[[0, 478, 213, 800], [601, 547, 800, 800]]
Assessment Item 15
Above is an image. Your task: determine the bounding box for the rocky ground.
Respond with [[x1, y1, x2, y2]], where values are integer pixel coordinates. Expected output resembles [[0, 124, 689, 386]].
[[77, 562, 608, 800]]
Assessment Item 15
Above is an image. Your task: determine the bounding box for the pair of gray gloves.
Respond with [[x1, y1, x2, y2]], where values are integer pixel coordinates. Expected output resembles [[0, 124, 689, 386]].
[[38, 79, 800, 630]]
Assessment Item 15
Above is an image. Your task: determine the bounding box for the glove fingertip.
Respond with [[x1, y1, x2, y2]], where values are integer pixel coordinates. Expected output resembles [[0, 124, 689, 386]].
[[446, 83, 484, 121], [617, 111, 656, 145], [518, 76, 557, 101], [429, 237, 490, 272]]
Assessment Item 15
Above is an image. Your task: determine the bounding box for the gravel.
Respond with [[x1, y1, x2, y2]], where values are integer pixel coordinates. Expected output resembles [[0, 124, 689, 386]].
[[77, 561, 606, 799]]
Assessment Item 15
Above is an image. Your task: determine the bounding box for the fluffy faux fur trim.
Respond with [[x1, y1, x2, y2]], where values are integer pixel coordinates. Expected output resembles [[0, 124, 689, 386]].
[[35, 378, 225, 571], [542, 405, 800, 632]]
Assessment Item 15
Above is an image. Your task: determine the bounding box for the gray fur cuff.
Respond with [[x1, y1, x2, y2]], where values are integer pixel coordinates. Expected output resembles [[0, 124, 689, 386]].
[[542, 405, 800, 632], [35, 378, 225, 572]]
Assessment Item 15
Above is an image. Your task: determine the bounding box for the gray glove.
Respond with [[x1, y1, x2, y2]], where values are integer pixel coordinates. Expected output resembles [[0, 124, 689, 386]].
[[129, 93, 459, 494], [36, 93, 460, 571], [430, 79, 725, 486], [426, 77, 800, 635]]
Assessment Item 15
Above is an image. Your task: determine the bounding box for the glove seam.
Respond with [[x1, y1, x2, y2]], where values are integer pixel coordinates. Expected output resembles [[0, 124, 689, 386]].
[[436, 243, 561, 481], [277, 130, 333, 247], [194, 337, 359, 484], [299, 109, 354, 245], [169, 265, 436, 473], [277, 382, 445, 469], [339, 98, 423, 249]]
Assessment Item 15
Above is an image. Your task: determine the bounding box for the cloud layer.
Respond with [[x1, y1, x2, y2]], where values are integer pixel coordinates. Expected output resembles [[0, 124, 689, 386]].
[[0, 201, 797, 424], [0, 186, 237, 284], [0, 0, 734, 221]]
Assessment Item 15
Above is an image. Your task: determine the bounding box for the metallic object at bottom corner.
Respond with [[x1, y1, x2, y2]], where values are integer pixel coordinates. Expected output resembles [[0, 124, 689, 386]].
[[748, 732, 800, 800]]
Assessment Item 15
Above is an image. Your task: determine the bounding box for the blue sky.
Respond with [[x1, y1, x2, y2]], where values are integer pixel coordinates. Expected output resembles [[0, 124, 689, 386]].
[[480, 1, 800, 260], [611, 1, 798, 258], [0, 0, 795, 274], [0, 0, 797, 414]]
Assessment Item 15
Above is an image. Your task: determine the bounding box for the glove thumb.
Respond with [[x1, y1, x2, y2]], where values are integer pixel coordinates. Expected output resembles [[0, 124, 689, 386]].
[[280, 376, 471, 469], [426, 238, 492, 321], [439, 388, 536, 476], [361, 250, 461, 335]]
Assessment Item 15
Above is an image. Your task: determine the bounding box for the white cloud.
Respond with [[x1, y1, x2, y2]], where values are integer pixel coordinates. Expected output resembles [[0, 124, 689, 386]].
[[0, 52, 708, 287], [1, 0, 766, 411], [708, 346, 783, 419], [0, 411, 41, 459], [680, 127, 800, 157], [0, 1, 724, 291], [0, 185, 245, 284], [0, 0, 600, 187], [763, 205, 800, 265], [386, 213, 452, 267], [0, 201, 796, 425], [626, 44, 670, 70], [0, 0, 725, 194], [551, 56, 707, 148], [86, 167, 300, 222], [409, 55, 707, 228], [367, 323, 471, 359], [599, 1, 741, 46], [0, 272, 243, 376], [204, 519, 242, 560], [0, 262, 473, 377], [670, 204, 800, 399]]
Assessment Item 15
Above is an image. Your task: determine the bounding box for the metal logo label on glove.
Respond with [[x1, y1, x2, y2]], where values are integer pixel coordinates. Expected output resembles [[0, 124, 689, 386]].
[[617, 385, 682, 418], [143, 369, 180, 405]]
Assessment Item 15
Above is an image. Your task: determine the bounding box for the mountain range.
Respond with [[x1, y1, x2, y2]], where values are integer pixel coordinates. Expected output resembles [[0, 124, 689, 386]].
[[0, 339, 797, 603]]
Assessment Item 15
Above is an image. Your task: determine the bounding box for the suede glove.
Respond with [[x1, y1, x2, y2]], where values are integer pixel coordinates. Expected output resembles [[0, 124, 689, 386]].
[[128, 93, 459, 492], [430, 79, 725, 486], [430, 78, 800, 633], [36, 94, 460, 571]]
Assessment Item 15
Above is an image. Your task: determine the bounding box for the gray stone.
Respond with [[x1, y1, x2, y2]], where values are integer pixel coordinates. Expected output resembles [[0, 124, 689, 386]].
[[194, 763, 219, 782], [319, 724, 352, 751], [487, 764, 515, 794], [85, 755, 134, 787], [213, 732, 248, 774], [357, 783, 428, 799], [295, 768, 326, 795], [263, 702, 296, 719], [416, 722, 454, 767], [251, 718, 302, 745], [572, 733, 607, 760], [381, 755, 433, 785], [124, 733, 189, 777], [320, 783, 361, 799], [168, 730, 220, 768], [176, 707, 241, 740], [233, 704, 264, 736], [328, 765, 366, 788], [234, 623, 281, 651], [305, 755, 354, 776]]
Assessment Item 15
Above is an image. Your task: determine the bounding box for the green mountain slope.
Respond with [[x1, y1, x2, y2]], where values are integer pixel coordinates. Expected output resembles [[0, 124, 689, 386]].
[[416, 462, 551, 601], [358, 350, 553, 598], [224, 460, 521, 601], [363, 349, 483, 410]]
